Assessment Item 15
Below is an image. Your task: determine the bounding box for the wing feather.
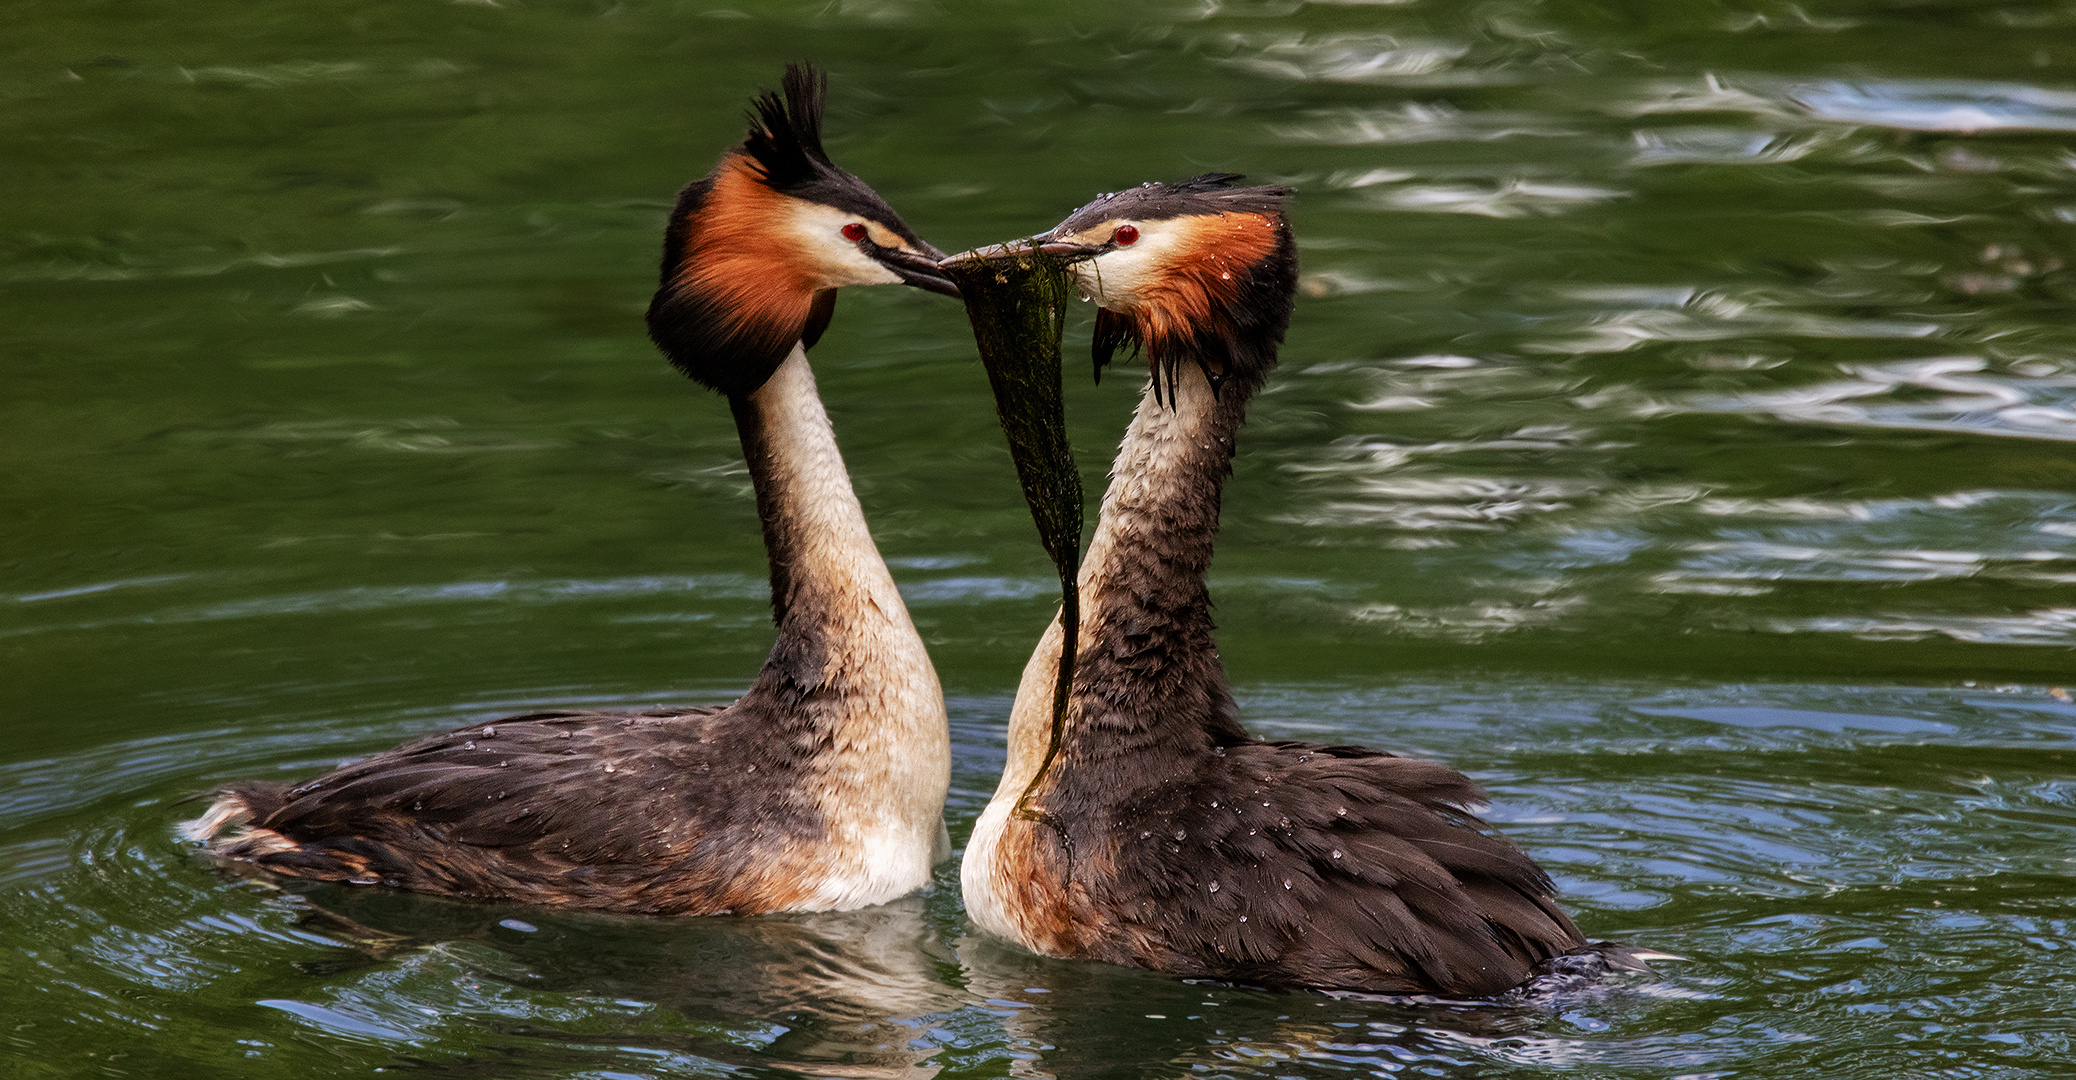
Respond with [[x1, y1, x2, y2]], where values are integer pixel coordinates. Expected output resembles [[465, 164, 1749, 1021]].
[[1082, 738, 1582, 994], [204, 705, 818, 911]]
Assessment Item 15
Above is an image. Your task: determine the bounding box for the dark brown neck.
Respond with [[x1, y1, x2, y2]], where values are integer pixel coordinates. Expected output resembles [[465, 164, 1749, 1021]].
[[990, 226, 1297, 813], [1063, 352, 1266, 755], [986, 339, 1280, 812]]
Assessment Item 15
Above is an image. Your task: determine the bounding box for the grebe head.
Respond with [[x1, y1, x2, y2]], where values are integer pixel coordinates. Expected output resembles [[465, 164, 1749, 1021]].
[[1031, 174, 1297, 396], [647, 64, 956, 397]]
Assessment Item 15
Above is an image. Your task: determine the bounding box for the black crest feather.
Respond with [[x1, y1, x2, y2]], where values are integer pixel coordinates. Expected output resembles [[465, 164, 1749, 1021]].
[[647, 63, 934, 398], [742, 64, 831, 193]]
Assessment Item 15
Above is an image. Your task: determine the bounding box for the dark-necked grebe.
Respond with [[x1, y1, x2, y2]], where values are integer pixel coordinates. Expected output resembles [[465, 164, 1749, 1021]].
[[185, 65, 960, 916], [958, 176, 1639, 995]]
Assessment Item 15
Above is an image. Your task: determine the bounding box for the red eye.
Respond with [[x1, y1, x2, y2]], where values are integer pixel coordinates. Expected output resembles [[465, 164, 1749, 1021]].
[[1112, 224, 1139, 246], [841, 223, 868, 242]]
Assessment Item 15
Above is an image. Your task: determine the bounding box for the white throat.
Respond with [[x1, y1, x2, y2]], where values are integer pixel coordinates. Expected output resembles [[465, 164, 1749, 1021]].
[[743, 345, 951, 907]]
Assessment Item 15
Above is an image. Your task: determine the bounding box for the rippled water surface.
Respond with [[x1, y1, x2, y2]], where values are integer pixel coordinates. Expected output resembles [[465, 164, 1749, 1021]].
[[6, 0, 2076, 1076]]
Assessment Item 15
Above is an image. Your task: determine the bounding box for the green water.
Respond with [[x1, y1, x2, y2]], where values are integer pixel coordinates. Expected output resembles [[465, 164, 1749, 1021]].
[[5, 0, 2075, 1075]]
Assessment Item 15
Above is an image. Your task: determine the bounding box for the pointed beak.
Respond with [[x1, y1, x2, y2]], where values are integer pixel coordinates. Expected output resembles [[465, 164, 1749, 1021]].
[[1031, 238, 1104, 263], [871, 243, 962, 299], [942, 234, 1105, 271]]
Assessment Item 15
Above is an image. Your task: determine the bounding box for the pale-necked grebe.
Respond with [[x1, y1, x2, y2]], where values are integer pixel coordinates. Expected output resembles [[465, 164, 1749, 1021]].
[[185, 65, 959, 916]]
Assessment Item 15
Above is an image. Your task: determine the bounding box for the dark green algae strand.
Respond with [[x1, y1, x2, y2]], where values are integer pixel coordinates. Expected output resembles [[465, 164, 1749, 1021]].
[[942, 244, 1083, 822], [942, 245, 1084, 583]]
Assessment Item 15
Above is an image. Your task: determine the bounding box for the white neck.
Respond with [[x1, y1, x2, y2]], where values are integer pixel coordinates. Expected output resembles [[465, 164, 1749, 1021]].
[[738, 345, 950, 906], [743, 347, 910, 635]]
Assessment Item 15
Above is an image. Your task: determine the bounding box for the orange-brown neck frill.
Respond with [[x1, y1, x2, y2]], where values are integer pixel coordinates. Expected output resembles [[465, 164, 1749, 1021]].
[[648, 154, 823, 396], [679, 156, 819, 346], [1128, 211, 1282, 359]]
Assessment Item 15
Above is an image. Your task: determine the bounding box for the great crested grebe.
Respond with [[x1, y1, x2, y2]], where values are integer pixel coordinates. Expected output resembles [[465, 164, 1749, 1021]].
[[184, 65, 961, 916], [959, 176, 1638, 996]]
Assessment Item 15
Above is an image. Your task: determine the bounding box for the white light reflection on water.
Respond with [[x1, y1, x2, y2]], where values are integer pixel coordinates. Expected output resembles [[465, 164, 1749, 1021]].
[[1611, 74, 2076, 136], [1300, 475, 1596, 532], [1525, 288, 1945, 355], [1215, 32, 1471, 84], [178, 417, 565, 455], [1365, 178, 1629, 218], [1762, 608, 2076, 646], [1350, 594, 1588, 641], [1792, 80, 2076, 133], [1707, 357, 2076, 442], [0, 575, 770, 640], [1628, 127, 1836, 167], [1275, 102, 1579, 145], [3, 246, 405, 285], [1609, 73, 1806, 121]]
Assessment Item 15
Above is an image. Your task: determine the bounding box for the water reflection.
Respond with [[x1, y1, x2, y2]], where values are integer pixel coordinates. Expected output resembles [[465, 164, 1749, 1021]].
[[2, 574, 771, 640], [1527, 287, 1945, 355], [1217, 33, 1473, 85], [1363, 178, 1627, 218], [955, 933, 1680, 1079], [1613, 73, 1806, 121], [1711, 355, 2076, 441], [5, 244, 404, 285], [274, 890, 959, 1078], [1792, 80, 2076, 133], [1628, 126, 1836, 166], [1277, 102, 1577, 145], [1762, 607, 2076, 646], [3, 681, 2073, 1075]]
